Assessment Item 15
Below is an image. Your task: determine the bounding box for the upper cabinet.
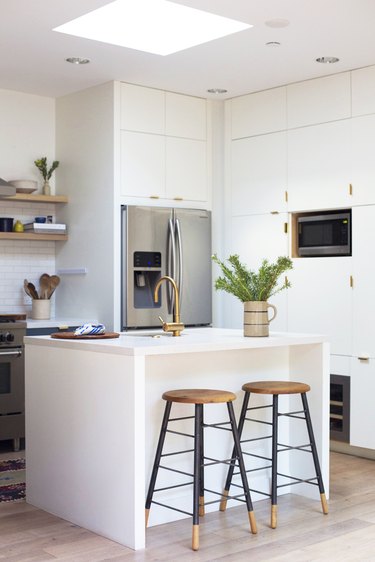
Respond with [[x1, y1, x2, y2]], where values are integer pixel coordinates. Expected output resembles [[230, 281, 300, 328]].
[[230, 87, 286, 139], [287, 73, 351, 129], [287, 120, 352, 211], [165, 92, 206, 140], [351, 66, 375, 117], [231, 132, 287, 215], [120, 83, 164, 134], [120, 83, 208, 204], [351, 114, 375, 205]]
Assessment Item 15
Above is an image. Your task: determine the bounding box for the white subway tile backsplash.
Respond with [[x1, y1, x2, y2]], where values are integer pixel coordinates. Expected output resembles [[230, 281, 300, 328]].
[[0, 201, 57, 314]]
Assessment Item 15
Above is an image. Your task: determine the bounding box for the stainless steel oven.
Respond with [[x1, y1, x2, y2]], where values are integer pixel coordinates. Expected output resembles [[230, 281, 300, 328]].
[[0, 316, 26, 451]]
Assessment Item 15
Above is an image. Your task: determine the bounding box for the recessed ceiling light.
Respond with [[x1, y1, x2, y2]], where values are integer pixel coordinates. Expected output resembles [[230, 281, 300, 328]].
[[207, 88, 228, 94], [265, 18, 290, 28], [316, 56, 340, 64], [266, 41, 281, 47], [65, 57, 90, 65], [54, 0, 252, 56]]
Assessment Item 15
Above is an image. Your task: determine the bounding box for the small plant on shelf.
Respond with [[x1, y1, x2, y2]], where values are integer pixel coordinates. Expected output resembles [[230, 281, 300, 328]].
[[34, 157, 59, 195]]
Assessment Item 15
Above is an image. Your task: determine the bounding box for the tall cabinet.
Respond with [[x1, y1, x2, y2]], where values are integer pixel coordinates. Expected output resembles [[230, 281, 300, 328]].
[[56, 81, 210, 330], [225, 65, 375, 453]]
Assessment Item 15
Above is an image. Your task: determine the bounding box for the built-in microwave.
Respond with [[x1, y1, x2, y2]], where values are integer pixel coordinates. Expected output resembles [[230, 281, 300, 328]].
[[297, 210, 351, 257]]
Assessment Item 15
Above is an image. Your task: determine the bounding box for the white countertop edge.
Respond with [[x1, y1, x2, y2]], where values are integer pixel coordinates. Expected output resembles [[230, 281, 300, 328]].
[[24, 328, 329, 357]]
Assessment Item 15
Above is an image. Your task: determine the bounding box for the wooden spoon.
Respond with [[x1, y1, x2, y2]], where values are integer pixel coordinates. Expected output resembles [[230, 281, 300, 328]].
[[47, 275, 60, 298], [24, 279, 32, 299], [39, 273, 50, 299], [27, 281, 39, 300]]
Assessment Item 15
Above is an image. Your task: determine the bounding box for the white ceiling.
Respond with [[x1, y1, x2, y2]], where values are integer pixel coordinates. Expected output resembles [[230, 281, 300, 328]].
[[2, 0, 375, 100]]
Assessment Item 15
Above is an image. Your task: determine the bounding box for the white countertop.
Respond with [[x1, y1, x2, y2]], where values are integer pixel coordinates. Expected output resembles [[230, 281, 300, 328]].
[[26, 318, 98, 329], [24, 327, 328, 356]]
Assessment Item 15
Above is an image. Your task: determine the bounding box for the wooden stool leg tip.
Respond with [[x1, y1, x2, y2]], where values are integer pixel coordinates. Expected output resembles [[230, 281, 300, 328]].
[[219, 489, 229, 512], [248, 510, 257, 534], [145, 508, 150, 528], [192, 524, 199, 551], [271, 504, 277, 529], [321, 493, 329, 514], [199, 496, 205, 517]]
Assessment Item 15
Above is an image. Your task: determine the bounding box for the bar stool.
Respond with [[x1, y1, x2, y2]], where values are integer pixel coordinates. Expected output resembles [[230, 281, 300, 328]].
[[220, 381, 328, 529], [145, 389, 257, 551]]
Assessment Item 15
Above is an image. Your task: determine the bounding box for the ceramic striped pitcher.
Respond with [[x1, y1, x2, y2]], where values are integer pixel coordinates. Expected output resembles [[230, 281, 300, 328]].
[[244, 301, 277, 337]]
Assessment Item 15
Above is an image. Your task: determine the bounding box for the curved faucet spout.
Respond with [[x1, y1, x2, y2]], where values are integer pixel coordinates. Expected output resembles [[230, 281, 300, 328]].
[[154, 275, 184, 336]]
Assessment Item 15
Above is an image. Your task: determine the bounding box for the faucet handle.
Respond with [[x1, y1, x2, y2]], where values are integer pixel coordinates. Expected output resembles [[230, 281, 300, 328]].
[[158, 315, 165, 326]]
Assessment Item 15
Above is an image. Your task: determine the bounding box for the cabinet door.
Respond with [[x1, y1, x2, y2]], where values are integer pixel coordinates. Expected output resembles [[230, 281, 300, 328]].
[[230, 87, 286, 139], [351, 65, 375, 117], [228, 213, 289, 332], [231, 132, 287, 215], [120, 83, 165, 134], [165, 137, 207, 202], [288, 257, 352, 356], [120, 131, 165, 198], [352, 206, 375, 357], [287, 120, 352, 211], [166, 93, 206, 140], [287, 73, 350, 129], [351, 115, 375, 205], [350, 357, 375, 449]]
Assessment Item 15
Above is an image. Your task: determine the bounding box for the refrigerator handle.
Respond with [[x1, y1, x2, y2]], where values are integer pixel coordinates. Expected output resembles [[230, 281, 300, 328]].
[[175, 218, 183, 309], [167, 218, 176, 313]]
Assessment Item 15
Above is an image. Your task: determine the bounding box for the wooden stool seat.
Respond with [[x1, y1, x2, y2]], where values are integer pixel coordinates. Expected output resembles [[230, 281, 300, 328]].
[[162, 389, 236, 404], [242, 381, 310, 395]]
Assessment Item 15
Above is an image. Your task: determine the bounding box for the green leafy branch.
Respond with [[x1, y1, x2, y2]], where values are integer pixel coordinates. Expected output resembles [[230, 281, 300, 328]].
[[34, 157, 59, 180], [212, 254, 293, 302]]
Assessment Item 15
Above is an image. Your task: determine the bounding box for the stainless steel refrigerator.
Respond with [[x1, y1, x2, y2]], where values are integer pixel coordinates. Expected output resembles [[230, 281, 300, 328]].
[[121, 205, 212, 330]]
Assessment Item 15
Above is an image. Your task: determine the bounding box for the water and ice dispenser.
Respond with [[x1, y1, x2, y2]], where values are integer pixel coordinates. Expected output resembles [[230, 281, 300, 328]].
[[133, 251, 162, 309]]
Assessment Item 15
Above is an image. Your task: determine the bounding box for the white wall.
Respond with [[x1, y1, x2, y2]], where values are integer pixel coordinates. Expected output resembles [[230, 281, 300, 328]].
[[0, 88, 56, 315], [55, 82, 116, 329]]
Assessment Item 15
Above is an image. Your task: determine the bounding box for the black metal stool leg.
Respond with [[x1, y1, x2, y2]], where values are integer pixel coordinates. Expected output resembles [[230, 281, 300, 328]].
[[301, 393, 329, 515], [145, 400, 172, 527], [227, 401, 257, 534], [199, 405, 205, 517], [220, 391, 251, 511], [271, 394, 278, 529], [192, 403, 203, 551]]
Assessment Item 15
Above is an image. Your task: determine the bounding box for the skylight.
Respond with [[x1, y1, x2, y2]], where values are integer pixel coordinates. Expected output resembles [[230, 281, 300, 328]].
[[53, 0, 252, 56]]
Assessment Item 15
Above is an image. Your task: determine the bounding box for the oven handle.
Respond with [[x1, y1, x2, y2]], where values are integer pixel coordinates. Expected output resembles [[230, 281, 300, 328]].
[[0, 349, 23, 357]]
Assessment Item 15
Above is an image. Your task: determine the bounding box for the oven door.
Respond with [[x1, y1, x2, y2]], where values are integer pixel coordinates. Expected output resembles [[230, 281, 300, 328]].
[[0, 347, 24, 414]]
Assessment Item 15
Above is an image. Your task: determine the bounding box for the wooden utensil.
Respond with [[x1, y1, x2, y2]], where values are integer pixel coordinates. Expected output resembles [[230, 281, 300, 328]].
[[47, 275, 60, 298], [24, 279, 32, 299], [39, 273, 50, 299], [27, 281, 39, 300]]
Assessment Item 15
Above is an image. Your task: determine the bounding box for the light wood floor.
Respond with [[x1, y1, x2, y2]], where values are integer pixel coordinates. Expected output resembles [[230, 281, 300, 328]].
[[1, 451, 375, 561]]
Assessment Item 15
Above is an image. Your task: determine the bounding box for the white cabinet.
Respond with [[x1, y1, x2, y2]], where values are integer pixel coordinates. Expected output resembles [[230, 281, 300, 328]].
[[287, 73, 351, 129], [351, 65, 375, 117], [166, 92, 206, 140], [351, 115, 375, 205], [120, 131, 165, 198], [350, 357, 375, 449], [166, 137, 207, 201], [287, 120, 352, 211], [288, 257, 353, 356], [120, 83, 164, 134], [231, 132, 287, 215], [230, 87, 286, 139], [229, 213, 289, 332], [352, 206, 375, 358]]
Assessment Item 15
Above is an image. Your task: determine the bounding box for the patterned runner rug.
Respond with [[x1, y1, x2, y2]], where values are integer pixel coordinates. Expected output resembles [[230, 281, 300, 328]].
[[0, 458, 26, 502]]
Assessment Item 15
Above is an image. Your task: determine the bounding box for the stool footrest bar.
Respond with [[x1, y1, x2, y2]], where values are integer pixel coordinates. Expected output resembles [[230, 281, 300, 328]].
[[151, 500, 193, 518]]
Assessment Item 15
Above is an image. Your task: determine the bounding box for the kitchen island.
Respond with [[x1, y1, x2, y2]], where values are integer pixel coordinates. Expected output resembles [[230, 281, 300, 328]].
[[24, 328, 329, 550]]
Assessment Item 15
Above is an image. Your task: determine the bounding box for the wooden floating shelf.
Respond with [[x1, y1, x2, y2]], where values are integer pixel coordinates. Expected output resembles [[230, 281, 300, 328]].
[[0, 232, 68, 241], [5, 194, 68, 204]]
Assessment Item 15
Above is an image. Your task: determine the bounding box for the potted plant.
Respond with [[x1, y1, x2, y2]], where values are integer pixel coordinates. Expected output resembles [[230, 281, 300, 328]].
[[34, 157, 59, 195], [212, 254, 293, 337]]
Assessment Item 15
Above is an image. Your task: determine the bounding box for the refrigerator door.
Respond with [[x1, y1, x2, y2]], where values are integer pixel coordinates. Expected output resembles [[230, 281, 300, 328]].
[[122, 206, 171, 329], [175, 209, 212, 326]]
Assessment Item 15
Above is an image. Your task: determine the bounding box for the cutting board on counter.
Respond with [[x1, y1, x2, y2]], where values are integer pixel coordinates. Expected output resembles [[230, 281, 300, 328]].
[[50, 332, 120, 340]]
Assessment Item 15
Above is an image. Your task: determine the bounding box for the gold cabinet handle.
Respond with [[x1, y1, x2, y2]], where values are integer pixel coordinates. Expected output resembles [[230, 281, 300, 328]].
[[349, 183, 353, 196], [350, 275, 354, 288], [358, 356, 370, 362], [174, 197, 183, 201], [150, 195, 160, 199]]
